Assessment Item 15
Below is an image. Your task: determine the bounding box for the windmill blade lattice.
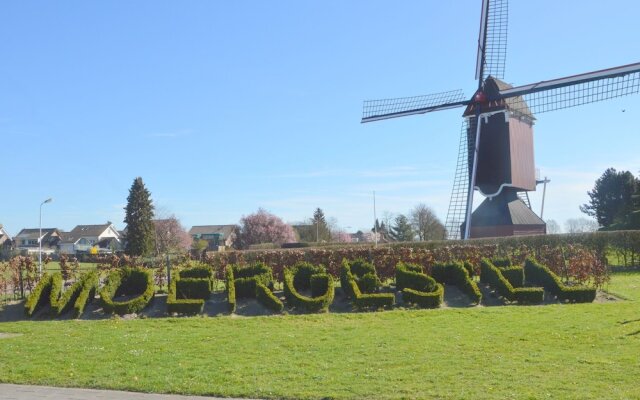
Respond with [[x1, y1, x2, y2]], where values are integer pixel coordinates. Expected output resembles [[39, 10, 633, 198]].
[[476, 0, 508, 81], [444, 117, 477, 240], [362, 89, 468, 123], [501, 63, 640, 115]]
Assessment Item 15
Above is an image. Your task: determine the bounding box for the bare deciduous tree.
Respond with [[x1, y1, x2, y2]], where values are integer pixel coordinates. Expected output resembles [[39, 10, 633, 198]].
[[409, 203, 446, 241], [153, 214, 192, 254], [564, 218, 598, 234], [545, 219, 561, 234]]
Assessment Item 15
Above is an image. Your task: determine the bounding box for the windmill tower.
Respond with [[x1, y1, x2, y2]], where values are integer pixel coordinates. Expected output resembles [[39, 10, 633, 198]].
[[361, 0, 640, 239]]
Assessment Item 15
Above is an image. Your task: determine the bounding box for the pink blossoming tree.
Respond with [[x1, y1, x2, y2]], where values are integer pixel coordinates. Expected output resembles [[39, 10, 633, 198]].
[[236, 208, 296, 249]]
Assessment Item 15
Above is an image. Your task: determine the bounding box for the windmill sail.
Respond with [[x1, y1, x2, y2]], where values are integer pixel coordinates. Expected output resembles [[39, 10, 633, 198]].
[[475, 0, 508, 82], [499, 62, 640, 114], [361, 90, 469, 123], [444, 117, 477, 240]]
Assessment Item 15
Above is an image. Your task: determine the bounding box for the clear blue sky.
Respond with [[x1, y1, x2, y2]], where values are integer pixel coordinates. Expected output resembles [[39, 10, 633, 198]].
[[1, 0, 639, 235]]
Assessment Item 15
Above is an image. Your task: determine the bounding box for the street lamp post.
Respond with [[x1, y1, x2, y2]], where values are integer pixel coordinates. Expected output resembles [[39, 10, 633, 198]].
[[39, 198, 53, 276]]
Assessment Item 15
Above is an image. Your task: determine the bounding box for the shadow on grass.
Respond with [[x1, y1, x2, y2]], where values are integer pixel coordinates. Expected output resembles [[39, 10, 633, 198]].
[[619, 318, 640, 325]]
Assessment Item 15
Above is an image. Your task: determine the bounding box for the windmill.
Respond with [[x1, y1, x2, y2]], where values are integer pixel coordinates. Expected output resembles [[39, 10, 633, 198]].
[[361, 0, 640, 240]]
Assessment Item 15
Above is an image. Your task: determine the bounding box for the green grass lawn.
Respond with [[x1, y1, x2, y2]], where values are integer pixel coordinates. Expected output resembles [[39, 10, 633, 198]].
[[603, 271, 640, 300], [1, 273, 640, 399], [44, 261, 97, 273]]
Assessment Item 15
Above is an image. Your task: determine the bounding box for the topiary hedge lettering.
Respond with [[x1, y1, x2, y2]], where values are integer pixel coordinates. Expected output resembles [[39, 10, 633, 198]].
[[256, 282, 284, 312], [24, 273, 54, 317], [225, 266, 236, 313], [498, 266, 524, 288], [395, 262, 443, 308], [50, 270, 99, 317], [341, 259, 394, 309], [167, 266, 214, 315], [25, 271, 99, 318], [99, 267, 155, 315], [226, 263, 282, 313], [72, 271, 99, 317], [480, 259, 543, 304], [431, 261, 482, 304], [524, 258, 596, 303], [283, 262, 335, 313]]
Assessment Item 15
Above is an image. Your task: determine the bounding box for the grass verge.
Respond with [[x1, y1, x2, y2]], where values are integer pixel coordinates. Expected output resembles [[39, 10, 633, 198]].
[[0, 273, 639, 399]]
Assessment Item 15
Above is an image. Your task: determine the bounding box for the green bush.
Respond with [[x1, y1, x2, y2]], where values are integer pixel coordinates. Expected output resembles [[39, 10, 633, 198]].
[[290, 261, 325, 291], [167, 278, 204, 315], [396, 262, 436, 292], [480, 259, 516, 301], [99, 268, 155, 315], [176, 278, 212, 300], [513, 287, 545, 304], [524, 258, 596, 303], [358, 273, 380, 293], [283, 263, 334, 312], [226, 266, 236, 313], [50, 270, 99, 317], [256, 283, 283, 312], [499, 266, 524, 288], [226, 263, 281, 313], [395, 262, 442, 309], [492, 257, 512, 268], [341, 259, 395, 309], [24, 273, 54, 317], [73, 271, 99, 318], [402, 284, 444, 308], [481, 259, 543, 304], [178, 265, 213, 279], [230, 263, 274, 298], [431, 262, 482, 304], [166, 267, 212, 315], [463, 261, 475, 277]]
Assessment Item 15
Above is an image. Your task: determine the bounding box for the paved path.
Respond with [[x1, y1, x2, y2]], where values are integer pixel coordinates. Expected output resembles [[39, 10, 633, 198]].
[[0, 384, 257, 400]]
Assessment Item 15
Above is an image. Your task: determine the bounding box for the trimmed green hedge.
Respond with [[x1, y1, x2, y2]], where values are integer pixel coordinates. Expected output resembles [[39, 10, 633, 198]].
[[480, 259, 544, 304], [24, 273, 54, 317], [499, 266, 524, 288], [463, 261, 475, 277], [431, 262, 482, 304], [403, 284, 444, 308], [73, 271, 99, 318], [178, 265, 213, 279], [341, 259, 394, 309], [396, 262, 442, 308], [230, 263, 274, 298], [225, 266, 236, 313], [50, 271, 99, 317], [99, 268, 155, 315], [25, 271, 98, 318], [167, 279, 204, 315], [395, 262, 436, 292], [225, 263, 281, 313], [256, 283, 284, 312], [283, 262, 335, 313], [176, 278, 212, 300], [524, 258, 597, 303], [166, 267, 213, 315], [492, 257, 512, 268]]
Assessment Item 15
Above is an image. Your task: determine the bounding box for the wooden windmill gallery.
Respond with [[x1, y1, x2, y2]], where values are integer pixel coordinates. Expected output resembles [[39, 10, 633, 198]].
[[361, 0, 640, 240]]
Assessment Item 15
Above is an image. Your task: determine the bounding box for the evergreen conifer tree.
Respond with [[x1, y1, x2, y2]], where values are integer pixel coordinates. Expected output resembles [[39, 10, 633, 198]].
[[311, 208, 331, 242], [124, 177, 155, 256], [390, 214, 414, 242]]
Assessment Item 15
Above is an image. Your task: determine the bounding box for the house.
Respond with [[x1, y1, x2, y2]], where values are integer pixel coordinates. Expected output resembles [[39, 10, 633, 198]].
[[59, 223, 121, 255], [0, 224, 12, 249], [14, 228, 61, 254], [189, 225, 236, 250]]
